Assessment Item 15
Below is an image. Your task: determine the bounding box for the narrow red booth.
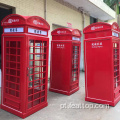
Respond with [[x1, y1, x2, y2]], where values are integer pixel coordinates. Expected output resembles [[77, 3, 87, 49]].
[[1, 14, 50, 118], [49, 28, 81, 95], [84, 22, 120, 106]]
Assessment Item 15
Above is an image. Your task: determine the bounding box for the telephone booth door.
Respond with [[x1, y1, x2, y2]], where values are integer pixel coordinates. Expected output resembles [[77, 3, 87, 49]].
[[27, 37, 49, 109], [113, 42, 120, 98], [71, 44, 80, 91]]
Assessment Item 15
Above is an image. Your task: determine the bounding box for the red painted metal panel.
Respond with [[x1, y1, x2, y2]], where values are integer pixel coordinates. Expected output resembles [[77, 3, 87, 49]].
[[49, 28, 81, 95], [50, 41, 72, 93], [84, 22, 120, 106], [1, 14, 50, 30], [52, 28, 81, 37], [1, 14, 50, 118]]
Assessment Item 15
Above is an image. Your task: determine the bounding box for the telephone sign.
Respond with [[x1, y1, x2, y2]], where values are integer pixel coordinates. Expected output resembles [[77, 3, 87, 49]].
[[4, 27, 24, 33]]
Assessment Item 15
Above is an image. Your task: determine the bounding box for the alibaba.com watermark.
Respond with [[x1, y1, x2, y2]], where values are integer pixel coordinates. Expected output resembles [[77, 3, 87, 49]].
[[60, 102, 110, 109]]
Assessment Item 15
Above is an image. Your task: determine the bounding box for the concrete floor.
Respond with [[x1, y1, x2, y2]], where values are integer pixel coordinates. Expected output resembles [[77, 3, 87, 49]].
[[0, 72, 120, 120]]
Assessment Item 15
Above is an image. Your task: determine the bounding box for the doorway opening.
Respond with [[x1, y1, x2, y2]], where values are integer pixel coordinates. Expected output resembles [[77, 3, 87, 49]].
[[0, 4, 15, 88], [0, 4, 15, 68]]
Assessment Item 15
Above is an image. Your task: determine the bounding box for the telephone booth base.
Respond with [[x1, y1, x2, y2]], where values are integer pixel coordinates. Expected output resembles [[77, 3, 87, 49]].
[[1, 102, 48, 118], [85, 96, 120, 106], [49, 87, 79, 96]]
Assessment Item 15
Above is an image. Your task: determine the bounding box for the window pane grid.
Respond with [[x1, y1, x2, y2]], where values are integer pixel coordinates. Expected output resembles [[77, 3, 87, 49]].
[[28, 40, 47, 109], [5, 41, 21, 98], [72, 46, 79, 82], [113, 42, 120, 90]]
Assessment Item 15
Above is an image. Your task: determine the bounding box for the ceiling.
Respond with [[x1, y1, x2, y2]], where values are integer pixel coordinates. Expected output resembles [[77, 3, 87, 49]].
[[63, 0, 116, 21]]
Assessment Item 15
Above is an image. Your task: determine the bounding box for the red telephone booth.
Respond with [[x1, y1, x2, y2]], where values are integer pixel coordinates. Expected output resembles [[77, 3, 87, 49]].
[[84, 22, 120, 106], [49, 28, 81, 95], [1, 14, 50, 118]]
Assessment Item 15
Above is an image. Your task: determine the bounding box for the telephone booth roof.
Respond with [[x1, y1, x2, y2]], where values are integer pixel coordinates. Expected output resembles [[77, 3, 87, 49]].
[[1, 14, 50, 30], [51, 28, 82, 37], [83, 22, 119, 34]]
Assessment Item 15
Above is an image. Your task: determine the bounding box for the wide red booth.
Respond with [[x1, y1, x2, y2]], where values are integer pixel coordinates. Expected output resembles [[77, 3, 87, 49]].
[[84, 22, 120, 106], [1, 14, 50, 118]]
